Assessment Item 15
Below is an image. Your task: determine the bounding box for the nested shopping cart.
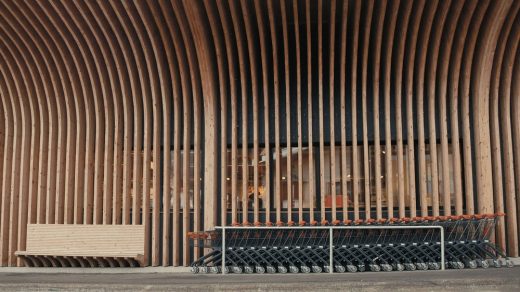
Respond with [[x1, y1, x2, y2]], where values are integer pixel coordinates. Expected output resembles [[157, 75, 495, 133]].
[[188, 214, 513, 274]]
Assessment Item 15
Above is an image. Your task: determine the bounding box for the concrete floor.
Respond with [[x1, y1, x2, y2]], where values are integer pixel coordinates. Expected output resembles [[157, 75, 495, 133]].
[[0, 267, 518, 291]]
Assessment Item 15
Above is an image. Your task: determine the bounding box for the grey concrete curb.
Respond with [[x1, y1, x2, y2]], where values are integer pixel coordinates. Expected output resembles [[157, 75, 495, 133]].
[[0, 267, 192, 274]]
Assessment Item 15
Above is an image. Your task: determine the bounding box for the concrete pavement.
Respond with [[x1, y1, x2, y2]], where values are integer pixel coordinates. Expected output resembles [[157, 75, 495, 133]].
[[0, 267, 519, 291]]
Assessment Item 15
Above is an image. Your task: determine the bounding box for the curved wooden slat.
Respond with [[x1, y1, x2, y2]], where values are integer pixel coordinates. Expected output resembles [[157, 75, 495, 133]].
[[382, 0, 400, 219], [460, 0, 491, 215], [254, 0, 271, 223], [361, 0, 374, 219], [306, 0, 315, 223], [372, 0, 387, 220], [351, 0, 361, 221], [339, 0, 349, 221]]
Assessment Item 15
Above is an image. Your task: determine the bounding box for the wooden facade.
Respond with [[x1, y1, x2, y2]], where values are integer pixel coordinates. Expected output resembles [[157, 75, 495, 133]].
[[0, 0, 519, 267]]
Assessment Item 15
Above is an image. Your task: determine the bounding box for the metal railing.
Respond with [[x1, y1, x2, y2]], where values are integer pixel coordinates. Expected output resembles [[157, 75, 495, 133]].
[[217, 225, 445, 274]]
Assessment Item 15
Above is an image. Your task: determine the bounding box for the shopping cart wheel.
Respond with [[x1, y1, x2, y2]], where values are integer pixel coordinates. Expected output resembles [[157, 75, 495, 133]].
[[381, 264, 393, 272], [289, 266, 299, 273], [232, 266, 243, 274], [266, 266, 277, 274], [335, 265, 346, 273], [428, 262, 440, 270], [466, 260, 477, 269], [255, 266, 266, 274], [190, 266, 199, 274], [404, 263, 416, 271], [199, 266, 209, 274], [278, 266, 288, 274], [454, 261, 465, 269], [312, 265, 323, 273], [244, 266, 254, 274], [209, 266, 220, 274], [493, 259, 501, 268], [479, 260, 489, 269], [394, 263, 405, 272], [369, 264, 381, 272], [346, 265, 358, 273], [301, 265, 311, 273]]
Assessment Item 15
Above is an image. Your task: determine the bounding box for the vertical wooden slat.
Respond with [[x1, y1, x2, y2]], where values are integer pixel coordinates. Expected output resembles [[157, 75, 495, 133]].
[[190, 12, 202, 264], [414, 0, 437, 216], [0, 86, 5, 243], [240, 0, 259, 224], [361, 0, 374, 219], [293, 0, 303, 223], [306, 0, 315, 223], [511, 43, 520, 257], [383, 0, 400, 219], [408, 2, 428, 216], [372, 0, 386, 220], [215, 0, 238, 225], [351, 0, 361, 221], [406, 1, 428, 216], [395, 0, 414, 218], [329, 0, 337, 221], [229, 0, 248, 224], [339, 0, 349, 221], [203, 0, 227, 227], [0, 82, 5, 244], [418, 1, 439, 216], [280, 0, 292, 223], [318, 0, 326, 222], [254, 0, 270, 224], [461, 0, 492, 215], [0, 59, 15, 266], [267, 0, 281, 223], [499, 19, 519, 256]]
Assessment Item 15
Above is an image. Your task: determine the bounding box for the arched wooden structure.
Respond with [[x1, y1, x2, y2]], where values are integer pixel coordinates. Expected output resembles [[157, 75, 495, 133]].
[[0, 0, 519, 266]]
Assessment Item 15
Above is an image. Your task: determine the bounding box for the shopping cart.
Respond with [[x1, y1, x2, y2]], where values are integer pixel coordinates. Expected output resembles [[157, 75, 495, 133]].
[[188, 214, 513, 274]]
